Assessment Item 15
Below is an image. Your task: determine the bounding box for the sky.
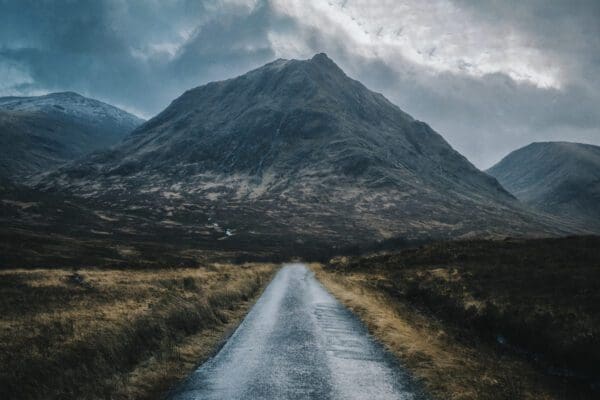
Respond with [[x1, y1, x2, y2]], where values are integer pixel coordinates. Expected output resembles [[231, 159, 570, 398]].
[[0, 0, 599, 168]]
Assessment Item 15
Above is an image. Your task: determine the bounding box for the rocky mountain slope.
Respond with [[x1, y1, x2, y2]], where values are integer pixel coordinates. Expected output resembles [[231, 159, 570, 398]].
[[35, 54, 577, 257], [0, 174, 226, 267], [487, 142, 600, 230], [0, 92, 143, 179]]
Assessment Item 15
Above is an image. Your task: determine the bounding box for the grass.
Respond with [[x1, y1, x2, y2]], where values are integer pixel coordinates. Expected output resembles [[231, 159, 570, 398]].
[[0, 263, 276, 400], [313, 235, 600, 400]]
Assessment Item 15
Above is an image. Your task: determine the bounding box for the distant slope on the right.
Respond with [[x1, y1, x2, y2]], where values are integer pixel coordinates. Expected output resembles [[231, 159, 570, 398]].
[[487, 142, 600, 231]]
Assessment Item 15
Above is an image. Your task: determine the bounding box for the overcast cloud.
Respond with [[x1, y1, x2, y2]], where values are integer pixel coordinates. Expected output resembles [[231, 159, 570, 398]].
[[0, 0, 598, 168]]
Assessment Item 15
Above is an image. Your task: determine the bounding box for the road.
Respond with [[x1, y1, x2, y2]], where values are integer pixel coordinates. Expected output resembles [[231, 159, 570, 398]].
[[168, 263, 427, 400]]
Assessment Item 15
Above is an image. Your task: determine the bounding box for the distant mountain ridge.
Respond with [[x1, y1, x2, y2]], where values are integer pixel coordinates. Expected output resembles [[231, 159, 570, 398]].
[[34, 54, 578, 256], [0, 92, 143, 179], [487, 142, 600, 230]]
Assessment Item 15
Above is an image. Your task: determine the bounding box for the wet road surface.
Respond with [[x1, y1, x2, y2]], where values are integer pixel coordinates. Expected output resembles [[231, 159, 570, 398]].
[[168, 263, 427, 400]]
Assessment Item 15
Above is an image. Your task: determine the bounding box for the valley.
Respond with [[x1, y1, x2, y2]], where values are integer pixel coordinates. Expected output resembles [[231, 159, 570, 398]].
[[0, 53, 599, 400], [1, 55, 594, 270], [2, 237, 599, 400]]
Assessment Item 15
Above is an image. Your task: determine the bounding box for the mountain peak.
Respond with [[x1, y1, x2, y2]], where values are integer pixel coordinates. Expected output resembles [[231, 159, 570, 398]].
[[310, 52, 333, 63], [0, 91, 144, 124], [493, 141, 600, 167], [263, 52, 335, 66], [247, 53, 345, 81], [47, 91, 84, 98], [307, 52, 346, 75]]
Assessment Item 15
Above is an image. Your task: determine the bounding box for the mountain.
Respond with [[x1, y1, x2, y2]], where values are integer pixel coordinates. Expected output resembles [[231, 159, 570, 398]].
[[0, 92, 144, 179], [36, 54, 577, 257], [0, 174, 214, 268], [487, 142, 600, 230]]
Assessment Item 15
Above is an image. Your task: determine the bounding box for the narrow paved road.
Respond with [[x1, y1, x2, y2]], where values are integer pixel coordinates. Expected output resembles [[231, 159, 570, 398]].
[[169, 263, 426, 400]]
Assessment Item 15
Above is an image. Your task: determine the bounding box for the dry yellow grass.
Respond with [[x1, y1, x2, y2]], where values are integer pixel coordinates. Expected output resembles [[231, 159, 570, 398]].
[[311, 263, 559, 400], [0, 263, 277, 400]]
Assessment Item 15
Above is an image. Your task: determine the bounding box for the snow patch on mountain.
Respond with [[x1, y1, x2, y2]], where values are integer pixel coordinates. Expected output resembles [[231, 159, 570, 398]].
[[0, 92, 143, 126]]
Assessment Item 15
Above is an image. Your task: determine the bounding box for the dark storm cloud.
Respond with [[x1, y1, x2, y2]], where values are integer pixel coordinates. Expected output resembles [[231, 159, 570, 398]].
[[351, 57, 600, 168], [169, 2, 280, 92], [0, 0, 277, 116], [0, 0, 598, 167]]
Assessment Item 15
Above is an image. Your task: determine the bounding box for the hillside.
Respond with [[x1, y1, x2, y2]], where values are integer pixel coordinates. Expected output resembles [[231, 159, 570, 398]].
[[33, 55, 577, 257], [0, 92, 143, 179], [487, 142, 600, 231]]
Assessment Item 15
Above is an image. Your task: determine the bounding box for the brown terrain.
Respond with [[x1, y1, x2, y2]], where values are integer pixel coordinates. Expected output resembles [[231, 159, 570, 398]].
[[0, 263, 276, 400], [314, 236, 600, 400]]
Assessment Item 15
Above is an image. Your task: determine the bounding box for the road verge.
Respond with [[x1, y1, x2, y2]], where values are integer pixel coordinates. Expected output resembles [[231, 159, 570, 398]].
[[0, 263, 277, 399], [311, 262, 560, 400]]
